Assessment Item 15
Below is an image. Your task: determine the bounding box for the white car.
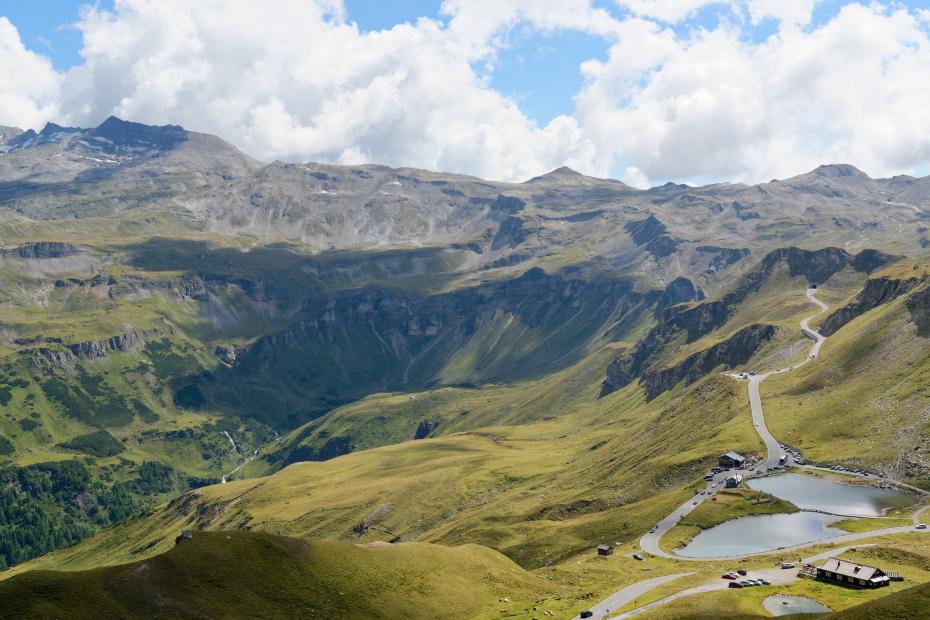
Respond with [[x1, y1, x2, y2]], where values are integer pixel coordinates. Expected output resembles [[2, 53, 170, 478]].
[[917, 523, 927, 530]]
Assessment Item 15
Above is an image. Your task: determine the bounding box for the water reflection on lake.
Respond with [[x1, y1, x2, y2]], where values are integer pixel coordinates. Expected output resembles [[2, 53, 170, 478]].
[[677, 512, 843, 558], [749, 473, 913, 517]]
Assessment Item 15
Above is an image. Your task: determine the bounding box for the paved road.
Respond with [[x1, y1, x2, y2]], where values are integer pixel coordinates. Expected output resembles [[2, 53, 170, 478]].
[[612, 546, 878, 619], [613, 567, 796, 619], [747, 288, 828, 471], [640, 289, 830, 559], [570, 572, 693, 620]]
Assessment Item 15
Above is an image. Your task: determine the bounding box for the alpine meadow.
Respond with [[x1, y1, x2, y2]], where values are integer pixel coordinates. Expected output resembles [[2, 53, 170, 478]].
[[5, 2, 930, 619]]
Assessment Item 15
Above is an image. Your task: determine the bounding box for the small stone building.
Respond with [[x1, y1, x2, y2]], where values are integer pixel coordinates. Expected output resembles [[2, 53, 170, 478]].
[[596, 544, 614, 556]]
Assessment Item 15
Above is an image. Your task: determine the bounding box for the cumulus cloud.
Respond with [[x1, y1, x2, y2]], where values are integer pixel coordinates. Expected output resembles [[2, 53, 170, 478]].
[[1, 1, 930, 185], [0, 17, 61, 129], [50, 0, 603, 181], [576, 3, 930, 184]]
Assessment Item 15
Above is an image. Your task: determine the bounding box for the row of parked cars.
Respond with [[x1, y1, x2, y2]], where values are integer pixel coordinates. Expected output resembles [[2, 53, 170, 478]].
[[722, 569, 771, 589], [779, 444, 807, 466]]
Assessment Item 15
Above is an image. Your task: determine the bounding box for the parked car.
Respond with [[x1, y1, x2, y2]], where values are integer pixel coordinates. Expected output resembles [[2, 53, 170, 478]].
[[758, 578, 771, 585], [728, 581, 744, 589], [781, 562, 795, 569], [917, 523, 927, 530], [580, 611, 594, 618], [633, 553, 644, 561], [722, 573, 738, 580], [739, 580, 753, 587], [737, 569, 748, 576]]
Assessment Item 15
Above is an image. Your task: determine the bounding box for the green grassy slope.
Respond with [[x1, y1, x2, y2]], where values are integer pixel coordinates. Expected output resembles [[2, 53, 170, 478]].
[[764, 262, 930, 482], [0, 531, 555, 620]]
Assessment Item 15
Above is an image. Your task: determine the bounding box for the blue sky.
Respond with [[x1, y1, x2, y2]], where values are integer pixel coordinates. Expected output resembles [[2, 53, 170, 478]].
[[4, 1, 930, 184]]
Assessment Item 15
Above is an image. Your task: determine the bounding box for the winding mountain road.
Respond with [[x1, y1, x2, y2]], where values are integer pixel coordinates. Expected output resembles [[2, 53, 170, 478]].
[[580, 288, 930, 618], [641, 289, 831, 559]]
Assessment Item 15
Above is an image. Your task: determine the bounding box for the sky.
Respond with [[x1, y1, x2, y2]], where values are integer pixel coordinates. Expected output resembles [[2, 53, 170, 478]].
[[2, 1, 930, 187]]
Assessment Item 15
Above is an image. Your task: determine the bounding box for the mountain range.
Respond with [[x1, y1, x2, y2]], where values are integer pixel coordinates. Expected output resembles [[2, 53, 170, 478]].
[[1, 117, 930, 618]]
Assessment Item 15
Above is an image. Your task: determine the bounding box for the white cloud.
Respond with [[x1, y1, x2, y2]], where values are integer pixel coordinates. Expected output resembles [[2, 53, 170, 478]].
[[47, 0, 601, 181], [0, 17, 61, 130], [614, 1, 727, 23], [746, 0, 820, 26], [575, 3, 930, 185], [2, 1, 930, 186]]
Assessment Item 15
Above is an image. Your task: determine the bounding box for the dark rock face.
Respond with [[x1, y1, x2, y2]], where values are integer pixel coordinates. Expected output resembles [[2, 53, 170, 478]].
[[4, 242, 79, 259], [214, 345, 243, 367], [65, 328, 146, 359], [639, 324, 776, 400], [601, 246, 893, 397], [821, 277, 922, 336], [696, 246, 751, 271], [489, 194, 526, 214], [624, 214, 680, 257], [492, 215, 533, 250], [625, 214, 667, 245], [906, 286, 930, 337], [660, 277, 705, 307], [759, 247, 893, 285], [414, 419, 441, 439], [88, 116, 187, 153]]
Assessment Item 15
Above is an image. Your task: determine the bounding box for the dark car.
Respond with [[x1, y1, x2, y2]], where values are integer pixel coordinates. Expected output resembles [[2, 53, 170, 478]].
[[728, 581, 744, 588], [737, 569, 748, 576], [580, 611, 594, 618]]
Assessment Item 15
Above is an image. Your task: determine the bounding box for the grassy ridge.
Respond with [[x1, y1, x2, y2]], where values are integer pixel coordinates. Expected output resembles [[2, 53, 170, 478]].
[[0, 531, 556, 619]]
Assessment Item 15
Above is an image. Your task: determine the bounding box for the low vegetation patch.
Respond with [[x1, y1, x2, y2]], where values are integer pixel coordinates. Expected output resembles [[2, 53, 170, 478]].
[[59, 430, 125, 458]]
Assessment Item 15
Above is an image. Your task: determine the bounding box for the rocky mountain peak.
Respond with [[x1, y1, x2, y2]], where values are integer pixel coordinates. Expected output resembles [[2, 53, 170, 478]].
[[525, 166, 586, 183], [812, 163, 870, 179], [86, 116, 188, 153]]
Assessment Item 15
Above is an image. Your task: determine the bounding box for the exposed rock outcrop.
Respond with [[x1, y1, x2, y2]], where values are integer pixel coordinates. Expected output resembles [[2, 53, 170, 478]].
[[214, 345, 243, 367], [601, 246, 893, 397], [19, 346, 78, 372], [65, 328, 146, 359], [640, 324, 776, 400], [821, 277, 922, 336], [906, 286, 930, 337], [624, 214, 680, 257], [696, 245, 751, 271], [414, 419, 441, 439], [3, 242, 79, 259]]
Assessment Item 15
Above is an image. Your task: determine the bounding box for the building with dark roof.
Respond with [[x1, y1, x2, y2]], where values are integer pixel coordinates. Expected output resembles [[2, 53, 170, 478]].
[[718, 452, 746, 469], [816, 558, 890, 588]]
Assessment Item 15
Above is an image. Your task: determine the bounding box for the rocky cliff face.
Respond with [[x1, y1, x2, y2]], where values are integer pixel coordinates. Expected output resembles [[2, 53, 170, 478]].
[[65, 328, 147, 359], [821, 277, 922, 336], [624, 214, 680, 257], [907, 286, 930, 337], [3, 242, 79, 259], [639, 324, 776, 399], [601, 246, 893, 397]]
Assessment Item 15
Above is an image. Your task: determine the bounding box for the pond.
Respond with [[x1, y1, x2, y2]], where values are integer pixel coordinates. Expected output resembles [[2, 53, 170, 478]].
[[763, 594, 831, 616], [748, 473, 914, 517], [676, 512, 844, 558]]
